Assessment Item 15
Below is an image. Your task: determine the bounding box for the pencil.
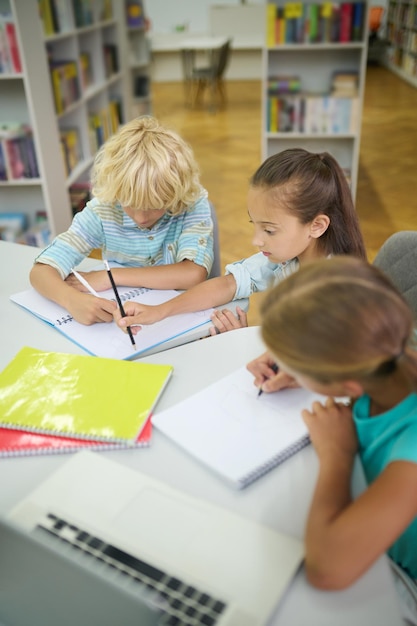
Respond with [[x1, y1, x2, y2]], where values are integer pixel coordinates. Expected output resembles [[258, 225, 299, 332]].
[[71, 268, 100, 298], [103, 260, 136, 348], [257, 363, 279, 398]]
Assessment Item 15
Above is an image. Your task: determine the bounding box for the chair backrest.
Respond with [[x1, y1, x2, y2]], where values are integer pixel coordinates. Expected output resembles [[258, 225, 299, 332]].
[[373, 231, 417, 317], [215, 38, 232, 79], [209, 201, 221, 279]]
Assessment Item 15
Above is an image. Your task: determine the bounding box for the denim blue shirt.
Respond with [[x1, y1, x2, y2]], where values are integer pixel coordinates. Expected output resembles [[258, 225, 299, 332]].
[[225, 252, 299, 300]]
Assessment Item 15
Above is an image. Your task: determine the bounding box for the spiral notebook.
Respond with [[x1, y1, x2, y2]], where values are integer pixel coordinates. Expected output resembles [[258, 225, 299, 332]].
[[0, 347, 173, 444], [0, 417, 152, 459], [152, 366, 324, 489], [10, 285, 214, 360]]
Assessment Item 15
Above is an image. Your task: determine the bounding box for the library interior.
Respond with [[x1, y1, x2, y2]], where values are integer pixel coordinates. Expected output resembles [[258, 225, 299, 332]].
[[1, 1, 417, 625]]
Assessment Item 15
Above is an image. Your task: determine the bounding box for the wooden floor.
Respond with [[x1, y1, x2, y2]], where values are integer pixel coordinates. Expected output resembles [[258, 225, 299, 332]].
[[152, 65, 417, 326]]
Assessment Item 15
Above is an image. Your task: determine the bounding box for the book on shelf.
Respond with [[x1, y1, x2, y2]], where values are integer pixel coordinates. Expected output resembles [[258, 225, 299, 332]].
[[331, 70, 359, 96], [103, 43, 119, 77], [0, 346, 173, 444], [266, 2, 366, 45], [0, 123, 40, 181], [79, 52, 93, 89], [60, 127, 83, 176], [10, 279, 215, 361], [0, 15, 22, 74], [72, 0, 94, 28], [152, 366, 326, 489], [126, 1, 145, 28], [49, 59, 80, 115]]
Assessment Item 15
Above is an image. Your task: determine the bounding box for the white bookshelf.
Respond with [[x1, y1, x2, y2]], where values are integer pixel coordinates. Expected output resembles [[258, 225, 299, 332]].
[[262, 2, 369, 199], [385, 0, 417, 87], [0, 0, 131, 241], [127, 21, 152, 117]]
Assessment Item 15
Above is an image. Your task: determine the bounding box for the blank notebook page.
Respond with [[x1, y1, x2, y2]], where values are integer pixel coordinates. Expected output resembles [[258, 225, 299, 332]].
[[152, 366, 325, 488]]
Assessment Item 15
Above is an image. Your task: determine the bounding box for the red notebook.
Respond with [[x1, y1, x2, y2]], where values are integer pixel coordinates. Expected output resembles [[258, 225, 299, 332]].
[[0, 416, 152, 458]]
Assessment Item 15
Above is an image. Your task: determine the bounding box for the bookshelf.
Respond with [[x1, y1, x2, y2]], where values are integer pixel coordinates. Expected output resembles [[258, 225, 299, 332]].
[[0, 0, 131, 244], [126, 0, 152, 118], [262, 1, 369, 199], [386, 0, 417, 87]]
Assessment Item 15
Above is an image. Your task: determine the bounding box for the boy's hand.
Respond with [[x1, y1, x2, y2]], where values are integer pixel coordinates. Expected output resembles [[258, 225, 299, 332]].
[[67, 293, 117, 325], [302, 397, 357, 461], [65, 270, 110, 292], [113, 301, 165, 334], [246, 351, 299, 392], [209, 306, 248, 335]]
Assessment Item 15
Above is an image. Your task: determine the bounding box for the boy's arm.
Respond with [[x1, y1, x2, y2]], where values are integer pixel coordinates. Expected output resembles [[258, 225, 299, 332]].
[[105, 259, 208, 290], [115, 274, 237, 329], [30, 263, 117, 325]]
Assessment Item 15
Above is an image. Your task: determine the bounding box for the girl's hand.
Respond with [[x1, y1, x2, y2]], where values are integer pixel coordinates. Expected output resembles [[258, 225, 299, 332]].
[[246, 351, 299, 392], [65, 270, 110, 292], [113, 301, 165, 334], [302, 397, 357, 461], [67, 293, 117, 325], [209, 306, 248, 336]]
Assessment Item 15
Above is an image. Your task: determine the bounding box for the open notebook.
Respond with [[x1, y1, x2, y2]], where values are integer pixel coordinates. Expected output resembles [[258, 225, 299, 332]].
[[6, 451, 304, 626], [0, 347, 172, 444], [10, 285, 214, 360], [152, 366, 325, 489]]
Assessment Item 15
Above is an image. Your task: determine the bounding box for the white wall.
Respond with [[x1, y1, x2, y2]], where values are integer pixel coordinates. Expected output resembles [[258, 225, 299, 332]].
[[146, 0, 265, 35]]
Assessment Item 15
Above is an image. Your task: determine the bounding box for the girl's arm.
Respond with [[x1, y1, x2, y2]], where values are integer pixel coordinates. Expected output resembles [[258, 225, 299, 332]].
[[302, 398, 417, 590], [30, 263, 117, 325], [65, 259, 208, 293], [115, 274, 238, 329]]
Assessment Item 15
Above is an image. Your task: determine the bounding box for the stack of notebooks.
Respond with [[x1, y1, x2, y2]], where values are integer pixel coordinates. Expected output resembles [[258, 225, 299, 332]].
[[0, 346, 173, 458]]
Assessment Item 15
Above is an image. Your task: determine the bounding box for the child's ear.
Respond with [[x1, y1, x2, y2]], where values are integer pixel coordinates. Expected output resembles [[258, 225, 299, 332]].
[[341, 380, 364, 398], [310, 214, 330, 239]]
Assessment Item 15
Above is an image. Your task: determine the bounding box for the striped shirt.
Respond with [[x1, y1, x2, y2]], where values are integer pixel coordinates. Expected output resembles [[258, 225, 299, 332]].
[[35, 195, 214, 279]]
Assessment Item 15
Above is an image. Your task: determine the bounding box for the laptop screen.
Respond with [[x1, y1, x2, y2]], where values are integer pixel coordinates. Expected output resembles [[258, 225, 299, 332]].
[[0, 517, 160, 626]]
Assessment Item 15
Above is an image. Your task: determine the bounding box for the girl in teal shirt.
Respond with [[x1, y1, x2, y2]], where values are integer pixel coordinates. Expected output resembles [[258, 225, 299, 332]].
[[259, 256, 417, 618]]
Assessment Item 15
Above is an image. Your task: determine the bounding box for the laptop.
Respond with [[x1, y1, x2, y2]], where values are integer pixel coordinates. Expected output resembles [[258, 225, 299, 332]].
[[3, 451, 303, 626]]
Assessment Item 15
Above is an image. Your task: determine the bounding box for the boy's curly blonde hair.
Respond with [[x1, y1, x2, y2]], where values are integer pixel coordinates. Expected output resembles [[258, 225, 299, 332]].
[[91, 116, 203, 215]]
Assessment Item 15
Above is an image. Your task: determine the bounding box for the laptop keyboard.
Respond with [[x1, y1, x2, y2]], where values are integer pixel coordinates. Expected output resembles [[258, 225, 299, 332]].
[[35, 513, 228, 626]]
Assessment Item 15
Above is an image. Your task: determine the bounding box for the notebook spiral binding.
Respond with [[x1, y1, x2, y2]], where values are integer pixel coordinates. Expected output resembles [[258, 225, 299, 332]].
[[0, 439, 150, 459], [238, 435, 311, 489], [54, 287, 151, 325]]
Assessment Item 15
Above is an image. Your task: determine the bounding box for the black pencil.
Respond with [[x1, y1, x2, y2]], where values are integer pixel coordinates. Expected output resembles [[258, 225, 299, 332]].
[[257, 363, 279, 397], [103, 260, 136, 348]]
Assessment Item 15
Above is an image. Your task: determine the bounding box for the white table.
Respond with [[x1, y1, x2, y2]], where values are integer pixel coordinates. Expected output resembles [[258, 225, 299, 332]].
[[0, 243, 403, 625]]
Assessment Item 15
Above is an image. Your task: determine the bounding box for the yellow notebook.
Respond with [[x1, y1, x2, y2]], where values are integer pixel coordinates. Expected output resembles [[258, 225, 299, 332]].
[[0, 347, 173, 444]]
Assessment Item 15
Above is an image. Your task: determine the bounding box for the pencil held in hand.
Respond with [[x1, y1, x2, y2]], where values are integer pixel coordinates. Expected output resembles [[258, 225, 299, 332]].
[[103, 260, 136, 348], [257, 363, 279, 397]]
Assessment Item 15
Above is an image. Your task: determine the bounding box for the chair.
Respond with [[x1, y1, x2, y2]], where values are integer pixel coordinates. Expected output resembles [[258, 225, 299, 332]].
[[373, 231, 417, 317], [209, 201, 221, 279], [182, 39, 232, 112]]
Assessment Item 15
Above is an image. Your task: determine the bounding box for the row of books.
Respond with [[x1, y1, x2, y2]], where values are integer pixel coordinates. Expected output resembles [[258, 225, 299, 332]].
[[266, 2, 366, 45], [0, 15, 22, 74], [49, 46, 119, 114], [0, 123, 40, 182], [0, 211, 50, 247], [39, 0, 113, 36], [268, 71, 359, 97], [266, 94, 359, 134]]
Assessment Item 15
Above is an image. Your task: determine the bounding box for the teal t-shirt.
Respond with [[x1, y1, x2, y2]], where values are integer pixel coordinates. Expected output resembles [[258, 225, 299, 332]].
[[353, 393, 417, 578]]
